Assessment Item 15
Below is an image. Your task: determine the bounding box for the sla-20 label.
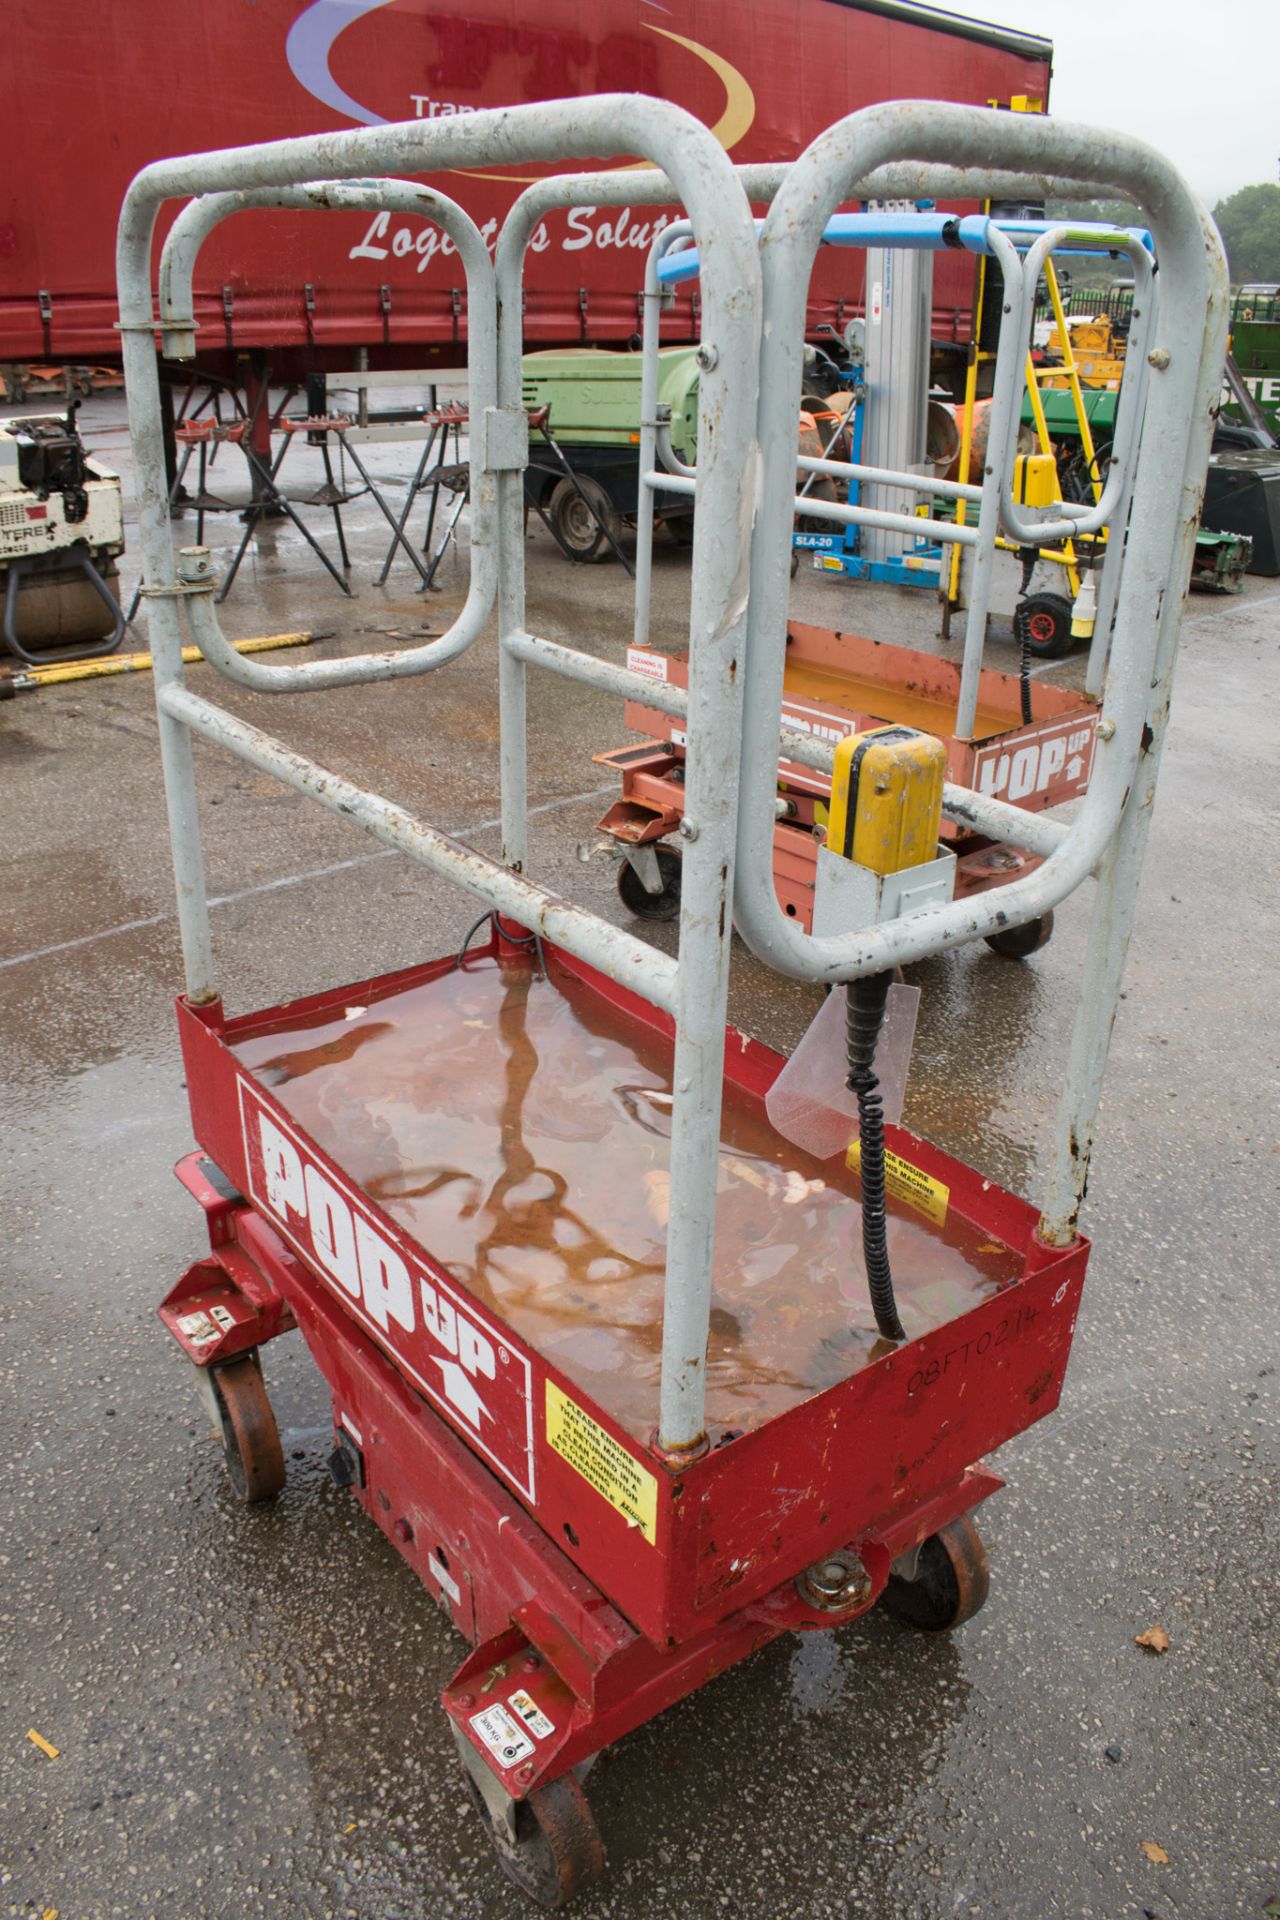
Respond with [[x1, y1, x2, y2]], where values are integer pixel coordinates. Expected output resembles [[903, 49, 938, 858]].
[[239, 1080, 535, 1499]]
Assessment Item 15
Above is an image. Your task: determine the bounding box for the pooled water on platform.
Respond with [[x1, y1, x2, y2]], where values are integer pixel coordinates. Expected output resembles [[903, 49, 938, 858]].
[[234, 956, 1014, 1441]]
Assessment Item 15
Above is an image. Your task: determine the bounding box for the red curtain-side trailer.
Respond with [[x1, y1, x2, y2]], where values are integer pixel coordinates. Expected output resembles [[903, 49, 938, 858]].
[[0, 0, 1051, 376]]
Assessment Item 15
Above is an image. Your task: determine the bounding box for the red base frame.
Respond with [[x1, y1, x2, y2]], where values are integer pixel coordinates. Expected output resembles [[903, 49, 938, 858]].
[[161, 929, 1089, 1801]]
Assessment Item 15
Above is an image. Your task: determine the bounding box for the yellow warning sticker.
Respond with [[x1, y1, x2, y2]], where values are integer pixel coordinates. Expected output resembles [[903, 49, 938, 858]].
[[545, 1382, 658, 1545], [847, 1142, 950, 1227]]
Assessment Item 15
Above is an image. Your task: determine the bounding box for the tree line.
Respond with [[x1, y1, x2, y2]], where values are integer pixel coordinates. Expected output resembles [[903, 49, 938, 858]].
[[1043, 186, 1280, 287]]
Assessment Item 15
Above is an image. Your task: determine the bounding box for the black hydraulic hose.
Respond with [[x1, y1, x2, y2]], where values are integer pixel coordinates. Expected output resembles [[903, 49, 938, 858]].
[[846, 973, 906, 1341]]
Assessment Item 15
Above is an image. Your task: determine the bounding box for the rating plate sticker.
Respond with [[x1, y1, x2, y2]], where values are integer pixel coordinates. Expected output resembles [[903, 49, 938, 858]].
[[470, 1704, 534, 1768]]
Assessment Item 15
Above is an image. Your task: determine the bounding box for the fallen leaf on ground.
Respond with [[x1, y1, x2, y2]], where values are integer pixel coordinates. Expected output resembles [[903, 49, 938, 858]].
[[723, 1155, 773, 1194], [1141, 1841, 1170, 1864], [1135, 1625, 1171, 1654], [643, 1169, 670, 1226]]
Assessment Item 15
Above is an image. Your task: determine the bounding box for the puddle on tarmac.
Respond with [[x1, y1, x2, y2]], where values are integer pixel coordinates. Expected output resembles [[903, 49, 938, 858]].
[[233, 956, 1016, 1443]]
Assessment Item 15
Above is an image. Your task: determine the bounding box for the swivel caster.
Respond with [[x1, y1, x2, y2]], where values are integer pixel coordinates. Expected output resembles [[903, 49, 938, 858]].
[[462, 1758, 605, 1909], [880, 1513, 989, 1632], [984, 910, 1054, 959], [616, 843, 682, 922], [195, 1351, 285, 1503]]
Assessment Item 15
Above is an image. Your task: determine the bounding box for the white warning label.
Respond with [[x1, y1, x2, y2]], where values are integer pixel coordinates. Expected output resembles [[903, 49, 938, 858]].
[[509, 1688, 555, 1740], [625, 646, 669, 681], [470, 1703, 534, 1768]]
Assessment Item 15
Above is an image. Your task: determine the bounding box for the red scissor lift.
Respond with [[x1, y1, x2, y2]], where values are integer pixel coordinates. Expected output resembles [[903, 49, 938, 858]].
[[119, 94, 1223, 1909], [161, 934, 1083, 1896]]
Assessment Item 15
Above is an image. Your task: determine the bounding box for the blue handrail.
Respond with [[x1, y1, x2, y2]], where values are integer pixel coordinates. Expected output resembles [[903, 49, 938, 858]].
[[656, 213, 1154, 285]]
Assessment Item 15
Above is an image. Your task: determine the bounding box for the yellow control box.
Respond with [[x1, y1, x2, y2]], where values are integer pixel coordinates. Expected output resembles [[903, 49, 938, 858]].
[[826, 725, 946, 876], [1011, 452, 1060, 510]]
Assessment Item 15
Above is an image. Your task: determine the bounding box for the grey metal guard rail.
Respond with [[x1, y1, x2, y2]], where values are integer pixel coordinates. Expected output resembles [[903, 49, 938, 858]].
[[634, 213, 1060, 826], [730, 99, 1227, 1252], [639, 210, 1150, 740], [149, 178, 498, 690], [497, 172, 1073, 861], [117, 95, 763, 1454], [118, 96, 1225, 1455], [997, 225, 1156, 546]]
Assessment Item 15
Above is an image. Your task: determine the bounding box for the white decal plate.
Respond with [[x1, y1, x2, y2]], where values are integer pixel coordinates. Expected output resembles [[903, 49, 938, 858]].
[[177, 1310, 219, 1346], [427, 1552, 462, 1607], [471, 1704, 535, 1768], [508, 1688, 555, 1740], [625, 647, 669, 681]]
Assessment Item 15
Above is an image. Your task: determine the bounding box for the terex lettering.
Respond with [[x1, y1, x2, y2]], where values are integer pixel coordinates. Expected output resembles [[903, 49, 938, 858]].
[[238, 1079, 534, 1498]]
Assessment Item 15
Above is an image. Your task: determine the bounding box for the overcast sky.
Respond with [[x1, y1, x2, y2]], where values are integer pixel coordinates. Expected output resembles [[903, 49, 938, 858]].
[[940, 0, 1276, 207]]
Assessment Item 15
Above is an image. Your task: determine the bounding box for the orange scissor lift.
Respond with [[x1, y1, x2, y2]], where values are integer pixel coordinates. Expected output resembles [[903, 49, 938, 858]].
[[597, 211, 1155, 952]]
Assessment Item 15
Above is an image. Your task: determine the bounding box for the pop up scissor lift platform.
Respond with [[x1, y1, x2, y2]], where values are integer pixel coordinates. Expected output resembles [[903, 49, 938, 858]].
[[118, 96, 1226, 1904]]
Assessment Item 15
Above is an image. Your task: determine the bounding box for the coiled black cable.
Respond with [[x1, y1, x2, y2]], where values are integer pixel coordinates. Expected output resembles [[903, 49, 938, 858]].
[[1016, 612, 1034, 725], [846, 973, 906, 1341], [1014, 546, 1038, 725]]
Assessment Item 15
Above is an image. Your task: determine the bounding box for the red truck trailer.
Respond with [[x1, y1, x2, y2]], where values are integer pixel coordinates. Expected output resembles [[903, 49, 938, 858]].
[[1, 0, 1050, 378]]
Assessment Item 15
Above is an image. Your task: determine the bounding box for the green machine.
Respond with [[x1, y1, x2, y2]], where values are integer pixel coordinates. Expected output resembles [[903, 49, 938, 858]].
[[520, 348, 701, 559], [1225, 296, 1280, 435]]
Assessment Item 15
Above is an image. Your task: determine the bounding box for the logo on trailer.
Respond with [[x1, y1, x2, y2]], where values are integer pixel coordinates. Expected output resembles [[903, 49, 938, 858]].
[[285, 0, 756, 159], [238, 1080, 535, 1498]]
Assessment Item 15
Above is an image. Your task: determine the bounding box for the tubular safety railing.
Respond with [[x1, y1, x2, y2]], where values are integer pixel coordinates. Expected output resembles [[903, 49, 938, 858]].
[[730, 99, 1225, 1253], [118, 97, 1226, 1454], [155, 178, 498, 683], [641, 207, 1157, 739]]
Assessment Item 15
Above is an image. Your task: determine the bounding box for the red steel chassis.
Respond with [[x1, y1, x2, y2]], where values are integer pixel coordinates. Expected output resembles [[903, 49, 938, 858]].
[[160, 926, 1087, 1801], [598, 622, 1100, 928]]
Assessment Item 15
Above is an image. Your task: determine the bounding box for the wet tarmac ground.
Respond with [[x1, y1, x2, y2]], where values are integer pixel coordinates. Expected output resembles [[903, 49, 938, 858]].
[[2, 392, 1278, 1920]]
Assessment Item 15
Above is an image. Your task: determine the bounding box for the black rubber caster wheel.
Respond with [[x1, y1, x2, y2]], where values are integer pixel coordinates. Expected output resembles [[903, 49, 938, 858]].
[[984, 910, 1054, 959], [880, 1513, 989, 1633], [548, 475, 619, 563], [616, 844, 682, 921], [1014, 590, 1075, 660], [465, 1769, 605, 1909], [204, 1353, 285, 1503]]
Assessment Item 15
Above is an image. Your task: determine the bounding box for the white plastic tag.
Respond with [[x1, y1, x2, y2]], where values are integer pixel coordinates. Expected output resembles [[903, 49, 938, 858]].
[[765, 981, 920, 1161]]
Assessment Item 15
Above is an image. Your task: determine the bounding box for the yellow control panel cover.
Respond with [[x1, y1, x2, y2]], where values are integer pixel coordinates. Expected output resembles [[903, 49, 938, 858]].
[[826, 725, 946, 876], [1011, 452, 1060, 510]]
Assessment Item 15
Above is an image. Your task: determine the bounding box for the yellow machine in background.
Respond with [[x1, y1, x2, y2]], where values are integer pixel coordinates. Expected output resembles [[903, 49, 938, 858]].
[[1041, 312, 1127, 390], [948, 251, 1111, 659]]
